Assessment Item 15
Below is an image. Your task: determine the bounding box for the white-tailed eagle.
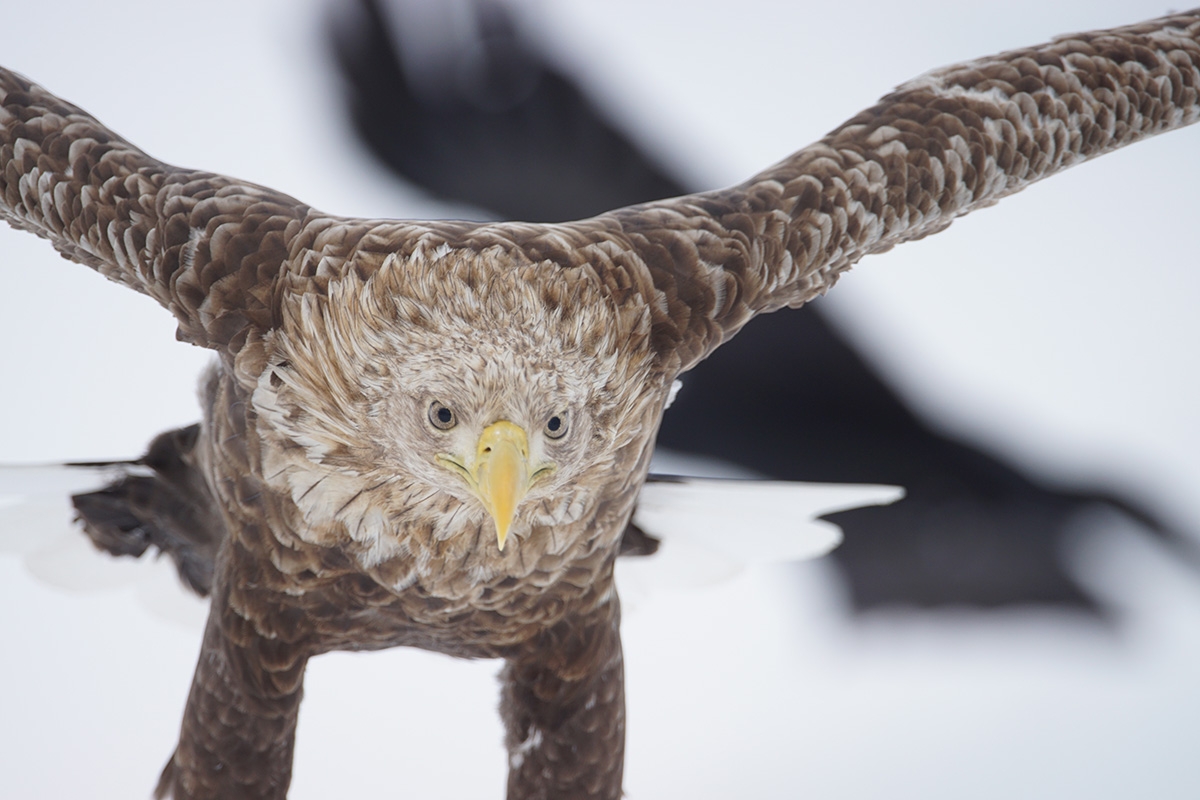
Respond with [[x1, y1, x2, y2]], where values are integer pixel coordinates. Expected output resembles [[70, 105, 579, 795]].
[[1, 8, 1198, 799]]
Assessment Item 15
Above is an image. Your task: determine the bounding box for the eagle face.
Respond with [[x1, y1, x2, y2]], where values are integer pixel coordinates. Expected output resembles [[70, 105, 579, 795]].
[[251, 246, 665, 594]]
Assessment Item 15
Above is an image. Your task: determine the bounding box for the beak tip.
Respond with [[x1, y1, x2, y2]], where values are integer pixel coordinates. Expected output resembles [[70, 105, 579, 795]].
[[493, 513, 512, 551]]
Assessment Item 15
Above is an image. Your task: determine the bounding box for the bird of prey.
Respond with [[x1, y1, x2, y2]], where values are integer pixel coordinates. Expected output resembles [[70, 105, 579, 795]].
[[2, 9, 1199, 800]]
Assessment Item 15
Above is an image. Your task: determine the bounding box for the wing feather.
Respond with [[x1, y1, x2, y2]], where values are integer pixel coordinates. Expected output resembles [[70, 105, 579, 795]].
[[0, 69, 311, 350], [559, 10, 1200, 372]]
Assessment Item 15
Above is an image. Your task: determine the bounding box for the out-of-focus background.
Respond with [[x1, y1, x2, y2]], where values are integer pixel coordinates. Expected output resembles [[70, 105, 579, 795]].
[[1, 1, 1198, 798]]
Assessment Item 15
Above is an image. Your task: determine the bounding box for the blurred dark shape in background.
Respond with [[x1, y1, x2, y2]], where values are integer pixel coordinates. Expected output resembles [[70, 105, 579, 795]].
[[331, 0, 681, 222], [328, 0, 1194, 619]]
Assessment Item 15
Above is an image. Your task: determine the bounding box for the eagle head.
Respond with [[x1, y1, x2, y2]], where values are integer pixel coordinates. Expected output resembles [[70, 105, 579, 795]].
[[250, 242, 667, 592]]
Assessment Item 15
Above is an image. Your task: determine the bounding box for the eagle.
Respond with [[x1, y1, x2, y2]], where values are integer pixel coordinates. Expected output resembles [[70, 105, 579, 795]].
[[2, 8, 1198, 800]]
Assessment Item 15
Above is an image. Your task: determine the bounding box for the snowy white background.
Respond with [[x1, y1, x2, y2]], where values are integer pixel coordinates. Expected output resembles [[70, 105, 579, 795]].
[[1, 1, 1198, 798]]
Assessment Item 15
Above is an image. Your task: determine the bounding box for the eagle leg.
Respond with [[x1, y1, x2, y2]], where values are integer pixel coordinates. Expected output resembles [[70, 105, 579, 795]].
[[156, 589, 310, 800], [500, 598, 625, 800]]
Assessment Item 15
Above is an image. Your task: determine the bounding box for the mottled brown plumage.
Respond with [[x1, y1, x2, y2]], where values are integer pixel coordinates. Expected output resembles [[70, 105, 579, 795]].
[[2, 9, 1199, 799]]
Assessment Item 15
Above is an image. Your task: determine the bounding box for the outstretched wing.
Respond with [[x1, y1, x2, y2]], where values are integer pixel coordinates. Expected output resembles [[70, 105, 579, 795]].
[[554, 10, 1200, 373], [0, 69, 312, 351], [6, 11, 1197, 366]]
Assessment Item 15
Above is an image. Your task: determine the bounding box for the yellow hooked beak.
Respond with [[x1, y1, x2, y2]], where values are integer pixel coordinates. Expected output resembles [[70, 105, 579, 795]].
[[438, 420, 554, 551], [472, 421, 529, 550]]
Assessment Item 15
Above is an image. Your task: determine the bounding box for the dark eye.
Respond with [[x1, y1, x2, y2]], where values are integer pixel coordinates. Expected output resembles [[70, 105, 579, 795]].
[[544, 412, 569, 440], [428, 401, 457, 431]]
